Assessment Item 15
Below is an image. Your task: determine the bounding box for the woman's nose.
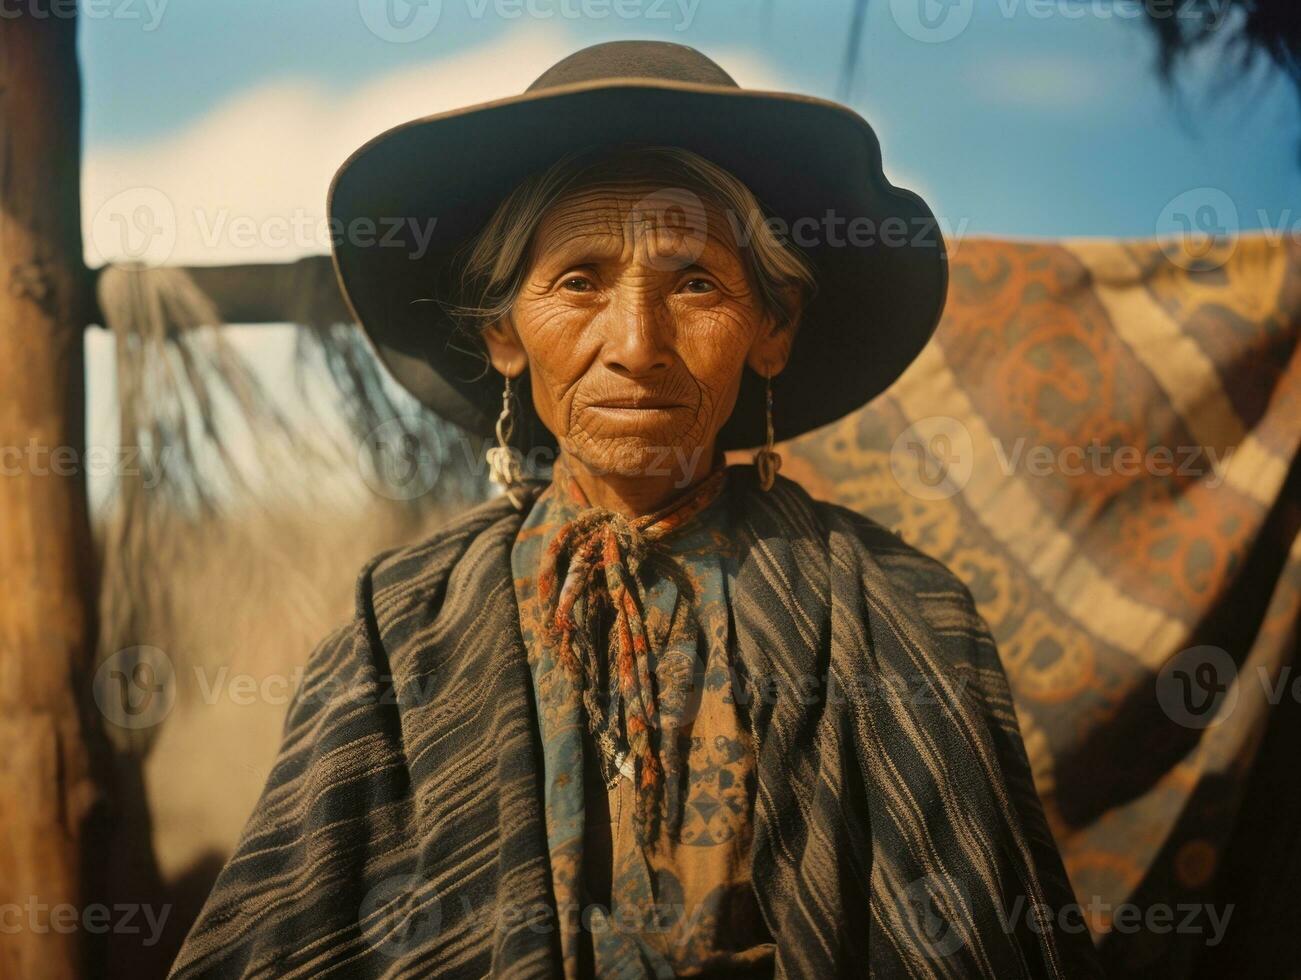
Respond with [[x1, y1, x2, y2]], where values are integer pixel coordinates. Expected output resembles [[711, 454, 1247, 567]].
[[601, 291, 673, 378]]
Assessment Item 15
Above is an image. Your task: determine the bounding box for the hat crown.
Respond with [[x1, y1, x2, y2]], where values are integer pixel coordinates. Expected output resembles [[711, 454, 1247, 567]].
[[527, 40, 737, 92]]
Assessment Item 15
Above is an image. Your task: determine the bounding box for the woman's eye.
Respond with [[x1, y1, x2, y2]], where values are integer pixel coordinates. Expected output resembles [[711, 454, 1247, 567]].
[[681, 278, 716, 294], [560, 276, 594, 293]]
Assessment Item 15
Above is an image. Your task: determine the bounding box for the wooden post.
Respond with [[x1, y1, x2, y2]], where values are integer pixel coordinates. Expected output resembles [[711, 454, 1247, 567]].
[[0, 9, 109, 978]]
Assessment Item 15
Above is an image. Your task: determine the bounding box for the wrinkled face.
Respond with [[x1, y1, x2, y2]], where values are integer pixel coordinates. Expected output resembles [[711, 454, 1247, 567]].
[[483, 183, 797, 483]]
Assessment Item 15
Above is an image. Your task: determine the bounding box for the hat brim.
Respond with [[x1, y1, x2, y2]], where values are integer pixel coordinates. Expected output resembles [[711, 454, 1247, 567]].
[[327, 77, 947, 451]]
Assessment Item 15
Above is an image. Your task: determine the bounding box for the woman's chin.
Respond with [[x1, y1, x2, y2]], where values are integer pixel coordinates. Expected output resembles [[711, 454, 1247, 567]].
[[560, 434, 711, 483]]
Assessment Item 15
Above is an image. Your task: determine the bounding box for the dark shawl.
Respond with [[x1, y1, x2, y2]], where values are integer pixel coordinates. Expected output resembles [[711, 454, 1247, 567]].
[[169, 468, 1100, 978]]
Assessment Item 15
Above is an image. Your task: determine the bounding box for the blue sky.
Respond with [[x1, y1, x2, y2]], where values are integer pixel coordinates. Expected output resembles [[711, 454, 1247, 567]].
[[80, 0, 1300, 240]]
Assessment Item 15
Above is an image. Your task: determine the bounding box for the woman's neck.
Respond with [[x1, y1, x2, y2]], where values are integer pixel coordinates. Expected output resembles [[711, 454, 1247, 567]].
[[557, 445, 720, 517]]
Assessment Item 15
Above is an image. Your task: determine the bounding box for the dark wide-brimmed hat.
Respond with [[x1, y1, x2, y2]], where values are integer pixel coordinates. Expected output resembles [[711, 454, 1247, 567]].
[[328, 40, 947, 450]]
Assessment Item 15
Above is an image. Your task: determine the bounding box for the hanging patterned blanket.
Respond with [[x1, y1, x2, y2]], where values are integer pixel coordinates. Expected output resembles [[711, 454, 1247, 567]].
[[777, 236, 1299, 976]]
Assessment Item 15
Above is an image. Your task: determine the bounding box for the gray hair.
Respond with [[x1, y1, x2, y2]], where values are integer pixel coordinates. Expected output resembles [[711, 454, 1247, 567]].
[[448, 145, 817, 354]]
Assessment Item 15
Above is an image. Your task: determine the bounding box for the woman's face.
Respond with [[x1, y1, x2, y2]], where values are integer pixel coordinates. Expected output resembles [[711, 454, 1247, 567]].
[[483, 182, 798, 488]]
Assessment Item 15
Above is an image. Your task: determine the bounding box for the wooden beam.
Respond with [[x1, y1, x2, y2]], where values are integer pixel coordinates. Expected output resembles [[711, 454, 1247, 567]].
[[85, 256, 354, 329], [0, 11, 111, 978]]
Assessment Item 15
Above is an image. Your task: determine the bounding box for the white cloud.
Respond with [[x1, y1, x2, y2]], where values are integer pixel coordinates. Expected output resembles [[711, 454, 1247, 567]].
[[82, 29, 789, 266], [83, 29, 579, 265]]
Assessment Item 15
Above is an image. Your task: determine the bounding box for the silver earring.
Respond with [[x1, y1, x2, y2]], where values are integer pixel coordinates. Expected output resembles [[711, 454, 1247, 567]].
[[486, 375, 527, 510], [754, 375, 781, 492]]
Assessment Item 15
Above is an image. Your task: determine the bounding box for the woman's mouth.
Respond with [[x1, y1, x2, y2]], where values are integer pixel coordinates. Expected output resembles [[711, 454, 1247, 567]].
[[579, 397, 693, 435], [588, 395, 689, 412]]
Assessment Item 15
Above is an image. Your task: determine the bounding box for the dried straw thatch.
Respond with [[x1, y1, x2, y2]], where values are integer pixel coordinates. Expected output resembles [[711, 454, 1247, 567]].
[[91, 261, 486, 753]]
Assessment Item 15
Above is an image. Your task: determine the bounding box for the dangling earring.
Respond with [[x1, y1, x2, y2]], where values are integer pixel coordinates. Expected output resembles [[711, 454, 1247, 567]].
[[754, 374, 781, 492], [487, 375, 527, 510]]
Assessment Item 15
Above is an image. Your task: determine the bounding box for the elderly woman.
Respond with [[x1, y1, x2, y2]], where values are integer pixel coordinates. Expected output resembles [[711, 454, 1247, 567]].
[[172, 42, 1097, 979]]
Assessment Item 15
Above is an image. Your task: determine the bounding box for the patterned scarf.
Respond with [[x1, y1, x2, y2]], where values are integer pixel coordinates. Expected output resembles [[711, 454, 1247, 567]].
[[536, 458, 728, 846]]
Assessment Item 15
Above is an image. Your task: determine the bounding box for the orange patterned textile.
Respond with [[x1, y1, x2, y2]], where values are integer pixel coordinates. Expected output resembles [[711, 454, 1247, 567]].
[[771, 235, 1299, 978]]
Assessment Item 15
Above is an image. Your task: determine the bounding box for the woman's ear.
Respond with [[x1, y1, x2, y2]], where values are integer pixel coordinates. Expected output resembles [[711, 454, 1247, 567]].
[[745, 285, 804, 378], [482, 318, 529, 378]]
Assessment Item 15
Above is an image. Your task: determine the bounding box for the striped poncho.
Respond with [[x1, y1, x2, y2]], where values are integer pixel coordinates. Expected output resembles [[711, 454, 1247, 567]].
[[169, 467, 1099, 978]]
